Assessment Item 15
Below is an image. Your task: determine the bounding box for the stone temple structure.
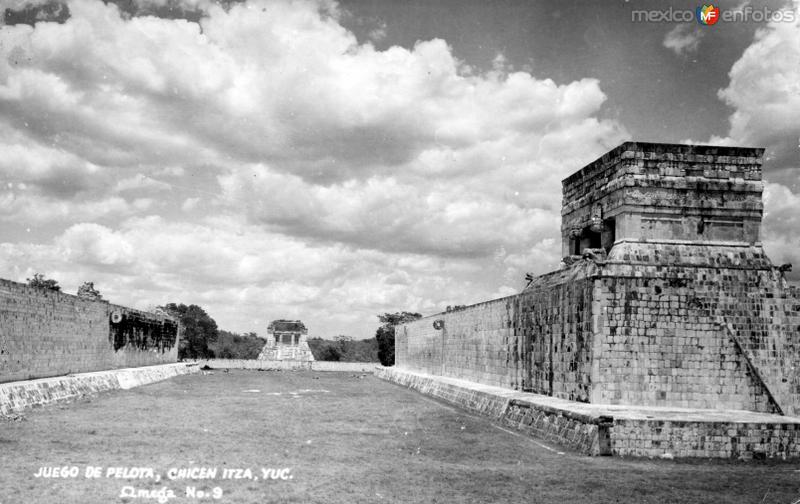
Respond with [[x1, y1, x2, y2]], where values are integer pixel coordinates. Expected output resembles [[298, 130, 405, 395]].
[[257, 319, 315, 362], [378, 141, 800, 458]]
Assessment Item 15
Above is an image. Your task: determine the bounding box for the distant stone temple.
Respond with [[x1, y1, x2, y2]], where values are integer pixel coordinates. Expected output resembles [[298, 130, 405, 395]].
[[381, 142, 800, 458], [257, 319, 315, 362]]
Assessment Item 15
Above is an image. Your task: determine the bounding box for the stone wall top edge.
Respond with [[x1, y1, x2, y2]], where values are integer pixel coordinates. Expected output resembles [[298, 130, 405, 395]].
[[402, 262, 596, 325], [561, 141, 765, 187], [0, 277, 108, 306], [611, 239, 766, 247], [600, 241, 776, 270], [0, 276, 172, 323], [400, 240, 786, 328], [562, 189, 765, 218], [107, 303, 178, 324], [404, 292, 520, 324], [523, 262, 596, 291], [597, 263, 775, 275], [623, 141, 765, 157]]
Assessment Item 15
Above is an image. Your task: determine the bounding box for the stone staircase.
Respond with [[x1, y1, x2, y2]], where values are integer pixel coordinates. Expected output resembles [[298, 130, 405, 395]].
[[257, 342, 315, 362], [716, 283, 800, 417]]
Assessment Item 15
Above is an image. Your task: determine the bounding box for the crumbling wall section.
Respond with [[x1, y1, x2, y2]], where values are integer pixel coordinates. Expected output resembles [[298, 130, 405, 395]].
[[0, 278, 178, 384]]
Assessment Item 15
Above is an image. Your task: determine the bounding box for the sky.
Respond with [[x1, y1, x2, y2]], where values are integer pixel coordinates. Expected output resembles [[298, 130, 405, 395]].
[[0, 0, 798, 339]]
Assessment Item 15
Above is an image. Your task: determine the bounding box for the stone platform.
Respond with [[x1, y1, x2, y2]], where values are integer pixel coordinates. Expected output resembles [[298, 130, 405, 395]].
[[0, 362, 199, 417], [376, 367, 800, 459]]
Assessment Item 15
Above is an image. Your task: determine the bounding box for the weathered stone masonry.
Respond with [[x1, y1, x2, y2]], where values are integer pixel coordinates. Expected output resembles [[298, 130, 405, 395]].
[[395, 142, 800, 419], [257, 319, 315, 362], [0, 278, 179, 384], [397, 264, 596, 401], [376, 366, 800, 458]]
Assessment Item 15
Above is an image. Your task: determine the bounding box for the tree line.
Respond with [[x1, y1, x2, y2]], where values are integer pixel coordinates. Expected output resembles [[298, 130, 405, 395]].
[[25, 273, 421, 364], [164, 306, 421, 364]]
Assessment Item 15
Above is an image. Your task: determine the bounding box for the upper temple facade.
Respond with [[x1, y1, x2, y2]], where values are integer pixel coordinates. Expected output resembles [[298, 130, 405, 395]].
[[257, 319, 315, 362], [395, 141, 800, 419], [560, 142, 765, 256]]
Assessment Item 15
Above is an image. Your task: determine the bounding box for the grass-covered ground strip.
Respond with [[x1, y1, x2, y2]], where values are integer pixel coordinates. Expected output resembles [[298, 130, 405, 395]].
[[1, 371, 798, 504]]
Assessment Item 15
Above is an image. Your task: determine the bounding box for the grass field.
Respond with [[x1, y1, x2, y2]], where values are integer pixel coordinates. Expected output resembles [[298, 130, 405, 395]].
[[1, 370, 799, 504]]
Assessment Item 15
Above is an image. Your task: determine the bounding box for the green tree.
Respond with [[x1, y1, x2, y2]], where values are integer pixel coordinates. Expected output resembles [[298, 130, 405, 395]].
[[375, 311, 422, 366], [161, 303, 218, 359], [334, 334, 352, 354], [318, 344, 342, 361], [307, 336, 378, 362], [26, 273, 61, 291], [211, 330, 266, 359]]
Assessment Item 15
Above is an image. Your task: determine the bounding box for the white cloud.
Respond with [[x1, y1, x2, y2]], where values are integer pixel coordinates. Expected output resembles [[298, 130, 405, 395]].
[[715, 3, 800, 183], [663, 24, 704, 56], [218, 165, 567, 258], [181, 197, 200, 212], [368, 21, 387, 42], [113, 174, 170, 194], [0, 127, 106, 198], [0, 193, 134, 224], [711, 1, 800, 280], [57, 222, 136, 266], [1, 0, 624, 180], [0, 0, 629, 336], [0, 214, 510, 335]]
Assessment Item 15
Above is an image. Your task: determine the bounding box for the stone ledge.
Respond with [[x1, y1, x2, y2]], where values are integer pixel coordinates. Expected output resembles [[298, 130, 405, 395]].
[[0, 363, 199, 416], [375, 366, 605, 455], [376, 367, 800, 459], [193, 359, 378, 373]]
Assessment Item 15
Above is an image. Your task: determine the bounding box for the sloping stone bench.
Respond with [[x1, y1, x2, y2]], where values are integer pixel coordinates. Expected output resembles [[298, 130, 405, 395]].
[[0, 362, 198, 416]]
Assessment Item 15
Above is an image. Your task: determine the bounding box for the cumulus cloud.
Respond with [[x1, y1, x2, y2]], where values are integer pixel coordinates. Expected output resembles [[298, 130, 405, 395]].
[[0, 126, 106, 198], [1, 0, 623, 181], [57, 222, 136, 266], [0, 192, 135, 224], [0, 0, 628, 335], [181, 197, 200, 212], [367, 21, 387, 42], [113, 174, 170, 194], [0, 215, 504, 334], [218, 165, 564, 258], [710, 1, 800, 281], [663, 24, 705, 56], [715, 1, 800, 184]]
